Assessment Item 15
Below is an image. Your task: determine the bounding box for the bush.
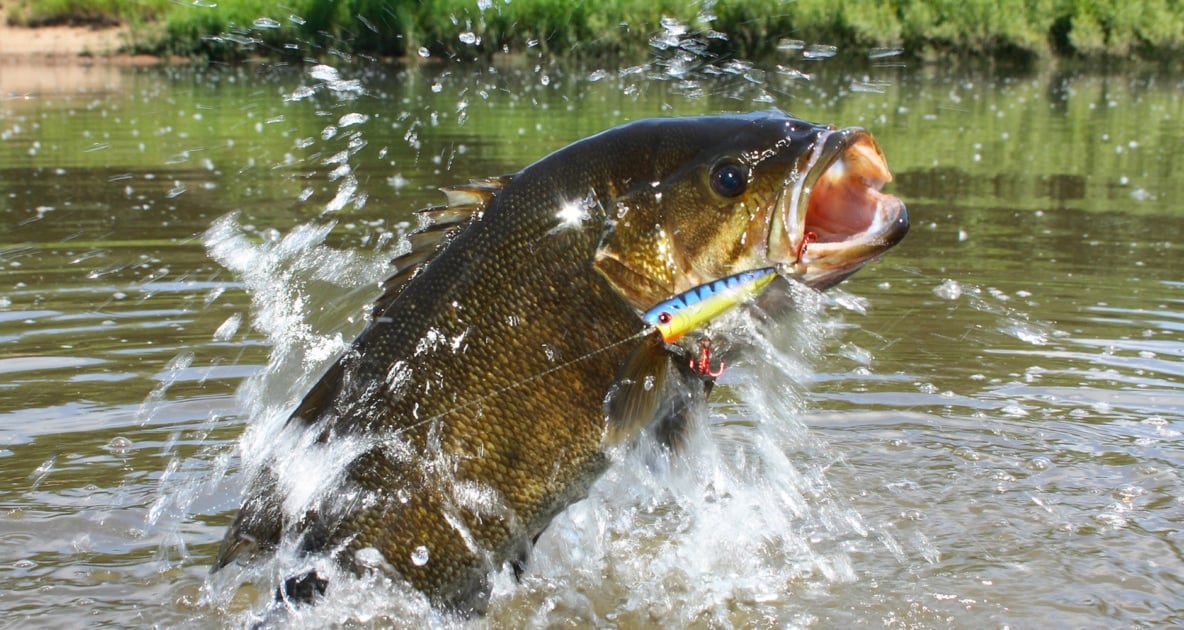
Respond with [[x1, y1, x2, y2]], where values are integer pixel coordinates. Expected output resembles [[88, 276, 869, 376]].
[[9, 0, 1182, 62]]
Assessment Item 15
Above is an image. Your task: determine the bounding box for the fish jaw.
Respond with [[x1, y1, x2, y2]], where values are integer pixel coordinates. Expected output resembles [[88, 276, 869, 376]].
[[768, 127, 909, 290]]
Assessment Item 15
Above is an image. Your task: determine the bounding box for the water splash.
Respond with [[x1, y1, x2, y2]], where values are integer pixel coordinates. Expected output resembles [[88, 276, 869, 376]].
[[185, 212, 400, 618], [191, 237, 882, 625], [288, 64, 366, 102], [203, 211, 390, 421], [473, 282, 877, 625], [179, 42, 898, 623], [212, 313, 242, 342], [135, 351, 195, 426]]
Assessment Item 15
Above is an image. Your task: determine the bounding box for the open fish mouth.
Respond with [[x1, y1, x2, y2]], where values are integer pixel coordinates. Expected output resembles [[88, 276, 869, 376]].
[[770, 127, 909, 290]]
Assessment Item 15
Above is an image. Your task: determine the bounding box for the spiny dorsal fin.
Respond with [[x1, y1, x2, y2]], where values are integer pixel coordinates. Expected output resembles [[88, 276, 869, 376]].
[[370, 175, 513, 318], [440, 176, 510, 208]]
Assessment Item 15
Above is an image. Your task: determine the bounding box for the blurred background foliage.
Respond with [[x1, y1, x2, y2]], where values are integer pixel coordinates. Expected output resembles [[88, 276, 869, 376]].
[[5, 0, 1183, 62]]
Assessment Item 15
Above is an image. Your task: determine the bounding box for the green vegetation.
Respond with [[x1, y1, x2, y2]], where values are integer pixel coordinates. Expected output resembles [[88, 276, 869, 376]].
[[4, 0, 169, 27], [7, 0, 1184, 62]]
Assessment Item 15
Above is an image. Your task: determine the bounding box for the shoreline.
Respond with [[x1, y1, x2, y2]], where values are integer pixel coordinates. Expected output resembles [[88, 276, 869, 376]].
[[1, 2, 1180, 87], [0, 9, 174, 96], [0, 5, 127, 60]]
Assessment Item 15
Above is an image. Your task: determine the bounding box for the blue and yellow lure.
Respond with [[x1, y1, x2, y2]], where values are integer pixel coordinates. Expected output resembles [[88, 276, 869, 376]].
[[643, 267, 777, 343]]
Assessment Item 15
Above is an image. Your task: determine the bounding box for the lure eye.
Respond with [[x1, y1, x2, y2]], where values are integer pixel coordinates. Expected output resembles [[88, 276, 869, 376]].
[[657, 311, 673, 325], [710, 162, 748, 198]]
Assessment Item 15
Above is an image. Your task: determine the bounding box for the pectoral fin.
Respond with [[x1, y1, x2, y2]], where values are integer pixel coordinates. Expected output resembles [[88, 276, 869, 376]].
[[649, 353, 714, 452], [602, 332, 672, 446]]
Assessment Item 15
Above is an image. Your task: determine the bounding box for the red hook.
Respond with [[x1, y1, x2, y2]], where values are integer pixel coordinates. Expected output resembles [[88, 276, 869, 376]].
[[689, 338, 725, 378], [797, 230, 819, 259]]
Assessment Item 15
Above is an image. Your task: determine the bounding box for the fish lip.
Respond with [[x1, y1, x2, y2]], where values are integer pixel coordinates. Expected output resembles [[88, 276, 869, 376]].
[[769, 127, 909, 290]]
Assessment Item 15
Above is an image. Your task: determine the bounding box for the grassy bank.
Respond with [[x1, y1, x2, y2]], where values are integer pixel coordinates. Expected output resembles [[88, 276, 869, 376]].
[[7, 0, 1184, 62]]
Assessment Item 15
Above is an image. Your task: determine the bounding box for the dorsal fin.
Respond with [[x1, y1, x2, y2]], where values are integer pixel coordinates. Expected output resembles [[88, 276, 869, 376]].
[[370, 175, 512, 318], [286, 359, 345, 428]]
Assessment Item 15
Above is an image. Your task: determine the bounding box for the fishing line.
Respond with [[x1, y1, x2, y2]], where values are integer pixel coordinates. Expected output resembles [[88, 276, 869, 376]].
[[391, 267, 776, 436], [394, 325, 659, 436]]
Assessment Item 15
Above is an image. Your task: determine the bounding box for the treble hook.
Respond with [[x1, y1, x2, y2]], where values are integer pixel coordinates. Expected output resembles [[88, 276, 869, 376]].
[[797, 230, 819, 260], [689, 338, 725, 378]]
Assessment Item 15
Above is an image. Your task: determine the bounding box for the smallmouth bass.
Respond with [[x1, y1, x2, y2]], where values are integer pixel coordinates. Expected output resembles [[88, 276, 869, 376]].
[[213, 109, 908, 613]]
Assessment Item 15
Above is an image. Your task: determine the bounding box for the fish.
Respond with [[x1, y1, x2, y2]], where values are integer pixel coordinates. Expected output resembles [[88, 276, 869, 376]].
[[212, 109, 908, 614]]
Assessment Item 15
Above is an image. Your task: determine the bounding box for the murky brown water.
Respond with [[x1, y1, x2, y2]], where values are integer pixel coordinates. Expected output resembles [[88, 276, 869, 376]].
[[1, 56, 1182, 627]]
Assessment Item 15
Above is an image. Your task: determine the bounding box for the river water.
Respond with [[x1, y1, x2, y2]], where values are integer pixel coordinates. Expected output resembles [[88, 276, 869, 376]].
[[1, 52, 1181, 628]]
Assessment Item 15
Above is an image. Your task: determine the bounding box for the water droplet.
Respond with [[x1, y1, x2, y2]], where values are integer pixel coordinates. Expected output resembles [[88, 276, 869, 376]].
[[253, 17, 280, 29], [838, 342, 872, 366], [308, 64, 340, 83], [352, 547, 388, 569], [777, 39, 805, 53], [213, 314, 242, 342], [417, 47, 430, 58], [868, 47, 903, 59], [106, 436, 133, 453], [338, 112, 368, 128], [29, 456, 56, 487], [933, 279, 962, 300], [411, 545, 430, 566], [803, 44, 837, 59]]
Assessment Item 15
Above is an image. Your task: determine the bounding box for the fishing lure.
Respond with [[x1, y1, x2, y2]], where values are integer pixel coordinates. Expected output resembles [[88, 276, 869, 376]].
[[643, 267, 778, 343]]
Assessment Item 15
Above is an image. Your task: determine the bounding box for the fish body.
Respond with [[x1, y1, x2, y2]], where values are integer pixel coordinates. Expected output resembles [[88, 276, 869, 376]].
[[214, 110, 908, 612]]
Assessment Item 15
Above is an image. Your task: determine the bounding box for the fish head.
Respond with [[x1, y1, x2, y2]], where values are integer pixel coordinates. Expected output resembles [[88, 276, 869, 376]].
[[765, 124, 910, 290], [594, 109, 908, 312]]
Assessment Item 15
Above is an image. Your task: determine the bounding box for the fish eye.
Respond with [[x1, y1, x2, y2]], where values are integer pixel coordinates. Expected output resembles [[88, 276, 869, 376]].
[[710, 162, 748, 198], [657, 311, 673, 325]]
